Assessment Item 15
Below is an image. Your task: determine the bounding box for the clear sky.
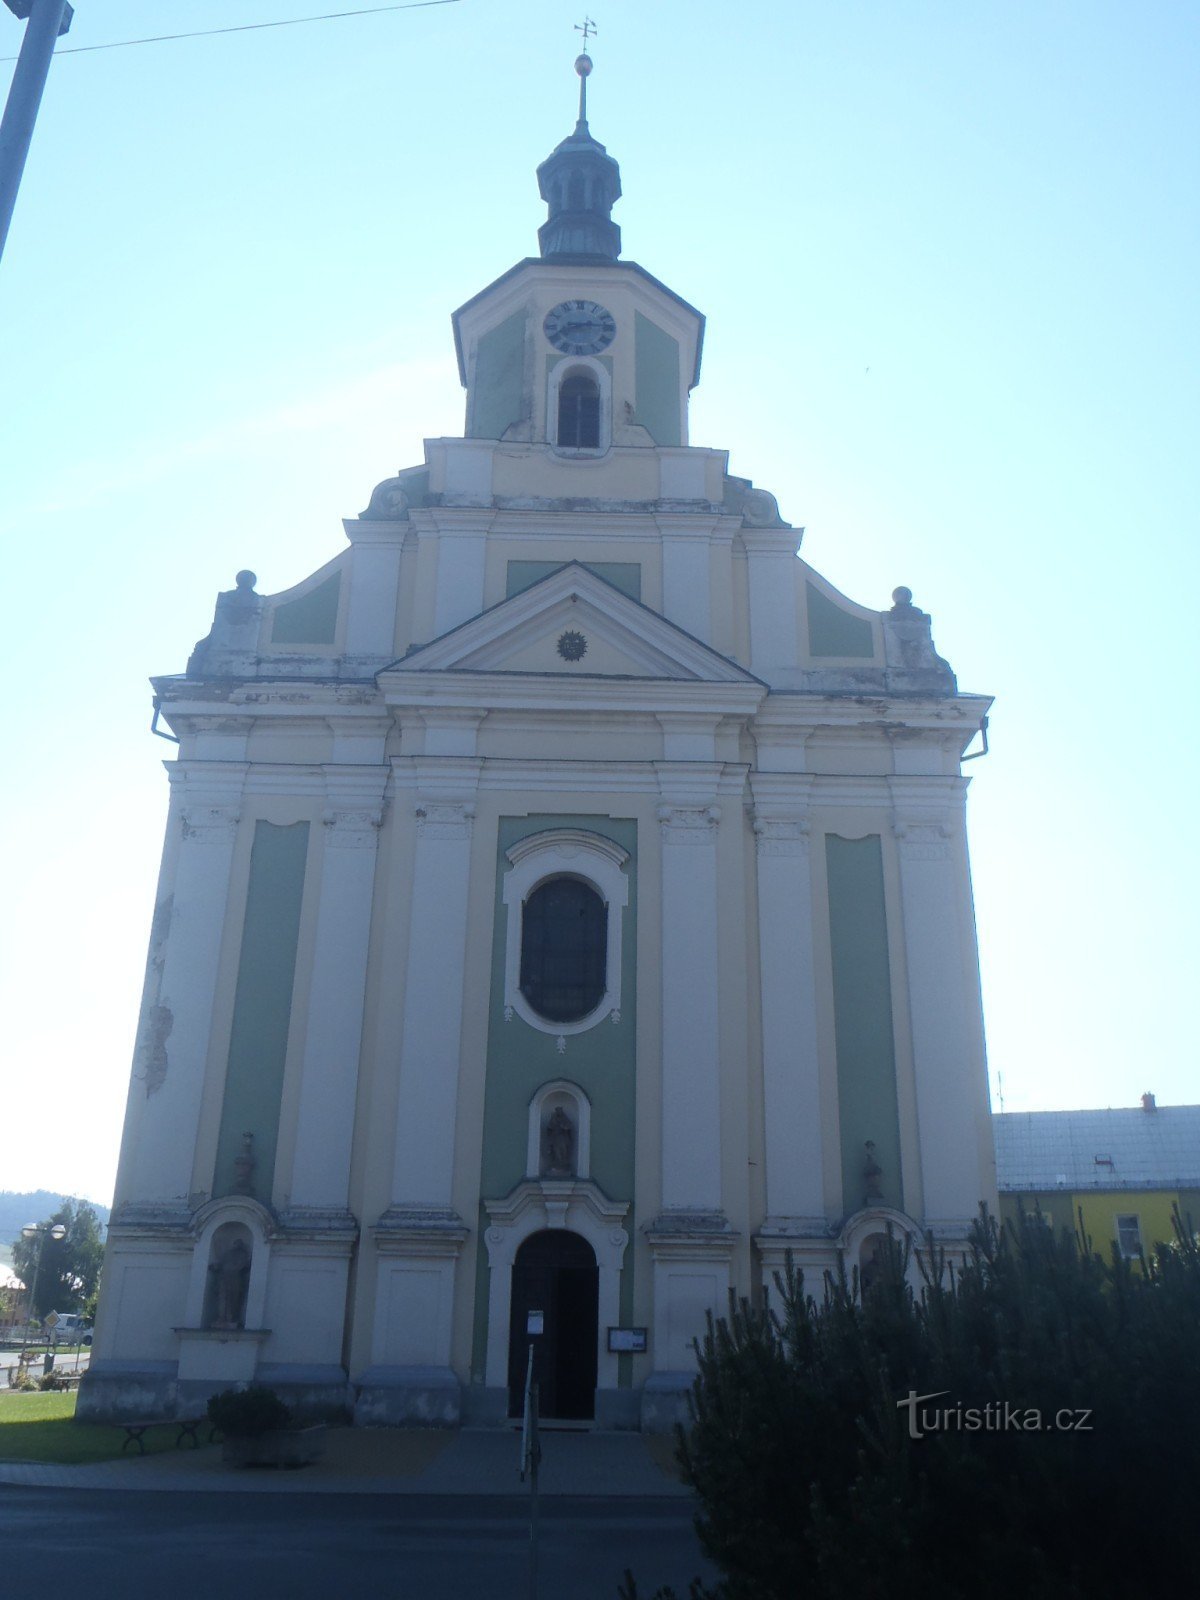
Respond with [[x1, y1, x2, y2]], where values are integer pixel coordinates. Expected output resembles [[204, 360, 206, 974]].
[[1, 1, 1197, 1207]]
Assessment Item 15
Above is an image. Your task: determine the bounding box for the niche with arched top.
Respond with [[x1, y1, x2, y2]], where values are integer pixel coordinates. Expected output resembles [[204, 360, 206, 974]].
[[203, 1221, 253, 1330], [527, 1080, 592, 1181]]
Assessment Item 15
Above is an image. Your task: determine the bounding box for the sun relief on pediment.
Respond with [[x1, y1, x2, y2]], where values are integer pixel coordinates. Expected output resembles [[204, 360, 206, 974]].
[[461, 608, 696, 679]]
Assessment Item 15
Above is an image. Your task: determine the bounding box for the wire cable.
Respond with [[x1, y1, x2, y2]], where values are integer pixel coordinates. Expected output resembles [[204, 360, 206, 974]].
[[1, 0, 461, 63]]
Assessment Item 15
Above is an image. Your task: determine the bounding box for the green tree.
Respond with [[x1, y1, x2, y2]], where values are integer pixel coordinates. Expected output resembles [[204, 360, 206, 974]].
[[11, 1199, 104, 1320], [622, 1208, 1200, 1600]]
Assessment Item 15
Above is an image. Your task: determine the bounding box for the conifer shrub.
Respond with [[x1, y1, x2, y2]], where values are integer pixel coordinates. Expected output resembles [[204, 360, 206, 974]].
[[206, 1384, 292, 1438], [622, 1208, 1200, 1600]]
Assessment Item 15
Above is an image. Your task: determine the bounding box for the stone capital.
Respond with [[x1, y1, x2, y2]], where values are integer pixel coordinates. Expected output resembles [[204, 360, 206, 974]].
[[179, 803, 241, 843], [656, 803, 720, 844], [323, 807, 384, 848]]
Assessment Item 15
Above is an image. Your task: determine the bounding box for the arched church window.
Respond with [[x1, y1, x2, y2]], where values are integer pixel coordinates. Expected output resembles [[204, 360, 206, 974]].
[[519, 876, 607, 1023], [557, 373, 601, 449]]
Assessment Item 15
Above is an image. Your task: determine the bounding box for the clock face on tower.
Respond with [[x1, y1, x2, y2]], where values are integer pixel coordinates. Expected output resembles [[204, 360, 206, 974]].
[[543, 300, 616, 356]]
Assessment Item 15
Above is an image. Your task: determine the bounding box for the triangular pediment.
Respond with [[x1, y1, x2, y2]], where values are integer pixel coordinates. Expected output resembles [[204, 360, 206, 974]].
[[385, 563, 763, 685]]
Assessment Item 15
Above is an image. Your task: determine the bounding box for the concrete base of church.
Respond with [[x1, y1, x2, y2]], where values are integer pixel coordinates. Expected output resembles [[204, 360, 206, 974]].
[[76, 1362, 179, 1424], [256, 1363, 352, 1422], [596, 1388, 642, 1430], [353, 1365, 461, 1427], [640, 1372, 693, 1433]]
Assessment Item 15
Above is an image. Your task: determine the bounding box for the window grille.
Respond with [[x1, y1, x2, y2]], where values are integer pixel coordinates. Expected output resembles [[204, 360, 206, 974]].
[[519, 877, 607, 1023]]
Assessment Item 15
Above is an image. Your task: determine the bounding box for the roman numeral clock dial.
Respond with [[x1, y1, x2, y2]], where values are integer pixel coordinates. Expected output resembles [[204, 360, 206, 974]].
[[543, 299, 616, 356]]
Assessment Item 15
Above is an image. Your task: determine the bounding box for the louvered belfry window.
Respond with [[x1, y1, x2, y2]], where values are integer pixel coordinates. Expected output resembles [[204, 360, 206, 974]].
[[557, 373, 601, 449], [519, 877, 607, 1023]]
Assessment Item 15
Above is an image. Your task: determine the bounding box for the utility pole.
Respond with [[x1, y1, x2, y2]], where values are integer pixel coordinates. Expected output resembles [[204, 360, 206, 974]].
[[0, 0, 74, 264]]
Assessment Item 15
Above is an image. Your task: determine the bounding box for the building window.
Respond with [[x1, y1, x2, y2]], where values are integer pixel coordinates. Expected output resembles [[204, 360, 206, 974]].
[[1116, 1214, 1143, 1257], [557, 373, 601, 449], [520, 877, 607, 1023], [547, 356, 611, 454], [502, 828, 629, 1039]]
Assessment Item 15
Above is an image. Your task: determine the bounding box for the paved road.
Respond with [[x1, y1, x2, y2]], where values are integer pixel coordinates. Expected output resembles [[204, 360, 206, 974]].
[[0, 1487, 715, 1598]]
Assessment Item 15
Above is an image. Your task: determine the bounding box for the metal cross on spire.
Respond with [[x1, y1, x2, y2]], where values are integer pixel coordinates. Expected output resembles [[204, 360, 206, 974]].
[[573, 16, 596, 125]]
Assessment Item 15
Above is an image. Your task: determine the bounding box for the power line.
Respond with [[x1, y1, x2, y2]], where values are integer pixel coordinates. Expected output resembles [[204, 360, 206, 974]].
[[1, 0, 461, 63]]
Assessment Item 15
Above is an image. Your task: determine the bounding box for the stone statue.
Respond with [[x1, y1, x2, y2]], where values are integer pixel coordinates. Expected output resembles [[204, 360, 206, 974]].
[[863, 1141, 884, 1202], [544, 1107, 575, 1176], [210, 1239, 251, 1330], [186, 570, 263, 676]]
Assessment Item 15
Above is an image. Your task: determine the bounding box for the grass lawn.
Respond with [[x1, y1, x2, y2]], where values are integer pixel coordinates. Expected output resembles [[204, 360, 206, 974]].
[[0, 1391, 180, 1464]]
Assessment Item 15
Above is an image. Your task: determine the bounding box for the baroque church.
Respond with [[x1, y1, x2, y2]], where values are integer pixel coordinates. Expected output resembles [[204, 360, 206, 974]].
[[81, 55, 997, 1431]]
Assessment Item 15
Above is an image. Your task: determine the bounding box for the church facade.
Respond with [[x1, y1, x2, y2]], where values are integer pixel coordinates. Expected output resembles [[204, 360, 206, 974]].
[[81, 60, 997, 1430]]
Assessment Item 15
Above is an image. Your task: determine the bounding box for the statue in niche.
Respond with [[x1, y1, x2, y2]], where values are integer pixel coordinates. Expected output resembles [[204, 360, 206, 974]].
[[863, 1141, 884, 1202], [232, 1131, 256, 1195], [209, 1239, 251, 1330], [543, 1107, 576, 1177]]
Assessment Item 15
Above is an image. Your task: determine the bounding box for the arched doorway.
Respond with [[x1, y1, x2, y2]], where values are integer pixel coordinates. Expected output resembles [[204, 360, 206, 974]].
[[507, 1229, 598, 1420]]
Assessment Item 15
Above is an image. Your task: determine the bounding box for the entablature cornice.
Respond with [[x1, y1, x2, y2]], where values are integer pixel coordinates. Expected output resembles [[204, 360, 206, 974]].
[[753, 690, 992, 732], [407, 505, 499, 537], [456, 502, 740, 540], [379, 671, 765, 721]]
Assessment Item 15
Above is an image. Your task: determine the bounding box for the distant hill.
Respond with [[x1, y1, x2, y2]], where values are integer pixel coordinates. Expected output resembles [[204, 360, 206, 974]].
[[0, 1191, 110, 1271]]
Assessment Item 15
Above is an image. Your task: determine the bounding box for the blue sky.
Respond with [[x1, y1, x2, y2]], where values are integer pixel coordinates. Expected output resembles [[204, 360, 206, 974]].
[[1, 1, 1197, 1204]]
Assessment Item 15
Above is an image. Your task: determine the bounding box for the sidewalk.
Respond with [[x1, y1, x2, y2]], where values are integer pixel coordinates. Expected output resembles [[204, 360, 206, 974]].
[[0, 1425, 691, 1498]]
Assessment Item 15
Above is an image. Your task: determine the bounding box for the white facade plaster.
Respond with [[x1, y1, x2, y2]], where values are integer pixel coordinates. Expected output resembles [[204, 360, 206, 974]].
[[96, 132, 999, 1429], [126, 764, 246, 1209], [889, 777, 996, 1228], [389, 765, 481, 1209], [287, 770, 386, 1210], [342, 519, 407, 660], [656, 770, 724, 1213], [750, 776, 825, 1221]]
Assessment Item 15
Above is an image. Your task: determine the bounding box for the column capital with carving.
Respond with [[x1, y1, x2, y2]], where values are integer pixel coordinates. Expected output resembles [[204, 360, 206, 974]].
[[322, 808, 384, 848], [656, 802, 720, 844], [167, 761, 247, 806]]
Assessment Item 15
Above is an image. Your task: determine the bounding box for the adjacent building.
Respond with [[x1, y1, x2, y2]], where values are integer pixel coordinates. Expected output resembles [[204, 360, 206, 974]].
[[81, 58, 997, 1430], [994, 1097, 1200, 1260]]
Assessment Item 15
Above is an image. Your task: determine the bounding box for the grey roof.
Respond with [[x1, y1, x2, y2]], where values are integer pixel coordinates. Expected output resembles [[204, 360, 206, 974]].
[[994, 1106, 1200, 1192]]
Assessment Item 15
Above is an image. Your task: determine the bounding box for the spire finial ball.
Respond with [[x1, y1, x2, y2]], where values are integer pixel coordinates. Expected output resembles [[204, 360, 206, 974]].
[[575, 52, 593, 77]]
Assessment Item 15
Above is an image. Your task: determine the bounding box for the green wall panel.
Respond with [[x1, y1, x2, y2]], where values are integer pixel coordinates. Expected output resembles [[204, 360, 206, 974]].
[[269, 572, 341, 646], [470, 814, 638, 1386], [633, 313, 681, 447], [213, 821, 309, 1202], [806, 582, 875, 659], [470, 311, 527, 440], [505, 560, 642, 602], [825, 834, 904, 1217]]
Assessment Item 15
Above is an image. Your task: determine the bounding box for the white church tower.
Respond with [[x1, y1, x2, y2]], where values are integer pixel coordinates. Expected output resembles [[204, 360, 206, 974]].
[[81, 55, 997, 1430]]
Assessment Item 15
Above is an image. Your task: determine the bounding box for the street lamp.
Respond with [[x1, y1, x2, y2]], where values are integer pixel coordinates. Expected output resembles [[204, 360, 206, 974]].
[[0, 0, 75, 263], [19, 1220, 66, 1358]]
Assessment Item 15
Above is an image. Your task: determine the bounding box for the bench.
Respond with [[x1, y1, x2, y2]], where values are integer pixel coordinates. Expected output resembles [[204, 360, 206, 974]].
[[40, 1370, 85, 1391], [120, 1416, 217, 1455]]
